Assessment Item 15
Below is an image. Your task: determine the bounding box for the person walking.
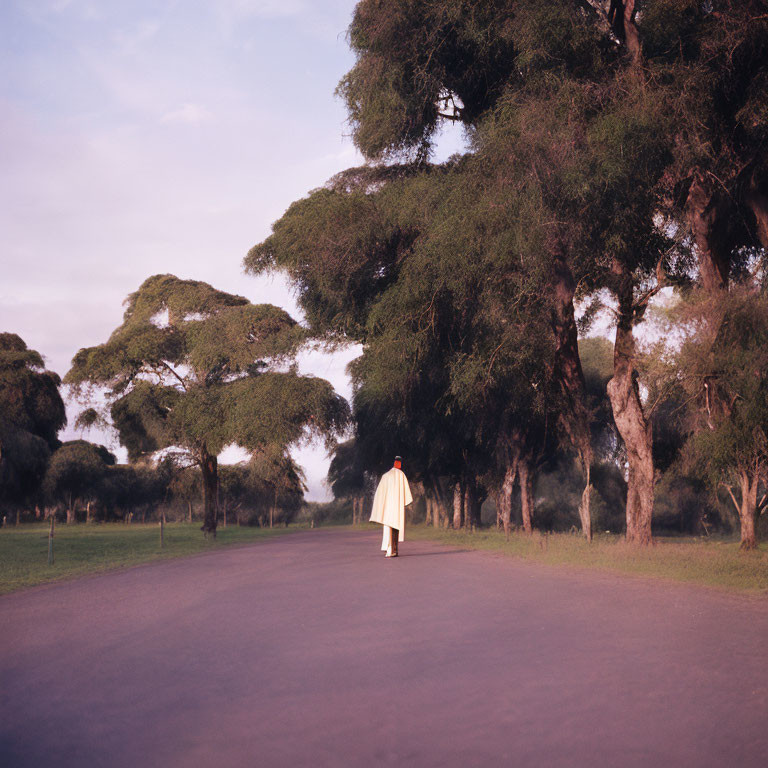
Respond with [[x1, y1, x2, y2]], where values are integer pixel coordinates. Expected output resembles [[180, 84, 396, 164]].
[[369, 456, 412, 557]]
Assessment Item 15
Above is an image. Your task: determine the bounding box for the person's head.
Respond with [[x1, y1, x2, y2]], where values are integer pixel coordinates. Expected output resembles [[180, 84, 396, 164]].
[[394, 455, 402, 469]]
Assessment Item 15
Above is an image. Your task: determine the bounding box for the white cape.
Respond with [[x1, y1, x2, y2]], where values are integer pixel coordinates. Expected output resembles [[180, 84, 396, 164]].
[[369, 467, 413, 542]]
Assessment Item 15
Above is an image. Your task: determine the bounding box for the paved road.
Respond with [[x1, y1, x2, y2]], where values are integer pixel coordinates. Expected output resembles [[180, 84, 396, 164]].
[[2, 529, 767, 767]]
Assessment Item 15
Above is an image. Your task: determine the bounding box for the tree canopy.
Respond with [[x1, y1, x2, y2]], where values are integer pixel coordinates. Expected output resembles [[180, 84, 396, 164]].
[[248, 0, 768, 546], [66, 274, 349, 536], [0, 333, 66, 516], [43, 440, 116, 524]]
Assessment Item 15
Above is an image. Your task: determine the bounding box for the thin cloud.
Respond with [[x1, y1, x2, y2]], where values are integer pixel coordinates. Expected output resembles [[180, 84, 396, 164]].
[[113, 19, 162, 54], [160, 103, 212, 125], [215, 0, 307, 19]]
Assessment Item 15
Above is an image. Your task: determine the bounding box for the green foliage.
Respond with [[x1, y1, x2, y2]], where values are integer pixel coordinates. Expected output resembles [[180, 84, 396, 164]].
[[43, 440, 116, 516], [654, 469, 726, 535], [250, 0, 768, 540], [650, 0, 768, 252], [65, 274, 349, 467], [97, 463, 169, 522], [0, 333, 66, 512], [248, 154, 570, 489], [65, 275, 349, 534], [530, 459, 625, 533], [0, 333, 66, 447], [67, 275, 303, 396], [578, 336, 617, 459], [339, 0, 519, 160], [327, 439, 367, 499], [676, 288, 768, 486]]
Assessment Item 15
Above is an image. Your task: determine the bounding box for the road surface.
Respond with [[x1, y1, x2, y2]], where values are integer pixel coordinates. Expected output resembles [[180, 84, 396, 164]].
[[2, 529, 767, 767]]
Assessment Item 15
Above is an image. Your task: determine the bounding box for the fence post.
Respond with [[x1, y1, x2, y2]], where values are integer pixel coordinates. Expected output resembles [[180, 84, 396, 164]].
[[48, 515, 55, 565]]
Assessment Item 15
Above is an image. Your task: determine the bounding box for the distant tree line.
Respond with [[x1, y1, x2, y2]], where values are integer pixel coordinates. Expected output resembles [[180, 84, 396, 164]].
[[250, 0, 768, 549]]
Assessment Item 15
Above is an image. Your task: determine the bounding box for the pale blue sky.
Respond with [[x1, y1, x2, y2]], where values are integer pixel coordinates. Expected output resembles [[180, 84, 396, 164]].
[[0, 0, 466, 499]]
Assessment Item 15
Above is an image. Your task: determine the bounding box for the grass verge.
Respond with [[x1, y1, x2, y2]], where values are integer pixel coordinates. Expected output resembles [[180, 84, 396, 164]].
[[0, 522, 299, 595], [405, 524, 768, 594]]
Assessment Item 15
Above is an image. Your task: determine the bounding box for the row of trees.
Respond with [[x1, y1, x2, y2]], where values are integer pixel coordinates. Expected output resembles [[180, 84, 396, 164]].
[[253, 0, 768, 548], [38, 442, 306, 527], [1, 275, 351, 531]]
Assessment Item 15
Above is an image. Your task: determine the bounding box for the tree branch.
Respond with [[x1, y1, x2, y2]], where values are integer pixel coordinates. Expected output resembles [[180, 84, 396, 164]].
[[632, 284, 663, 311], [576, 0, 614, 38], [724, 483, 741, 515], [161, 362, 187, 391]]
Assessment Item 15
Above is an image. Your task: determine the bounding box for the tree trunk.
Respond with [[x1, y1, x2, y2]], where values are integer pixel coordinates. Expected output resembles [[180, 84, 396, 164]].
[[519, 460, 534, 535], [452, 481, 464, 530], [470, 484, 483, 530], [464, 482, 477, 531], [200, 446, 219, 538], [86, 501, 91, 524], [270, 487, 277, 529], [608, 0, 642, 68], [433, 494, 443, 528], [686, 171, 731, 292], [428, 480, 447, 528], [492, 491, 501, 531], [66, 493, 75, 525], [500, 460, 517, 540], [606, 277, 655, 546], [187, 501, 192, 523], [424, 496, 433, 526], [578, 466, 593, 542], [738, 470, 759, 550], [550, 253, 593, 541]]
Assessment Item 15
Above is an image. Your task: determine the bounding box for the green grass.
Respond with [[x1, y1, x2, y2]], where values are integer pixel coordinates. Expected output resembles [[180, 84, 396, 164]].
[[5, 521, 767, 596], [405, 524, 768, 594], [0, 522, 299, 595]]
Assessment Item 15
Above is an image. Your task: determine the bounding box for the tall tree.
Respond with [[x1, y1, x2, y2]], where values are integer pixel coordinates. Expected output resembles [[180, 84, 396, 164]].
[[65, 275, 349, 537], [0, 333, 66, 520], [248, 159, 577, 535], [673, 287, 768, 548], [334, 0, 631, 538]]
